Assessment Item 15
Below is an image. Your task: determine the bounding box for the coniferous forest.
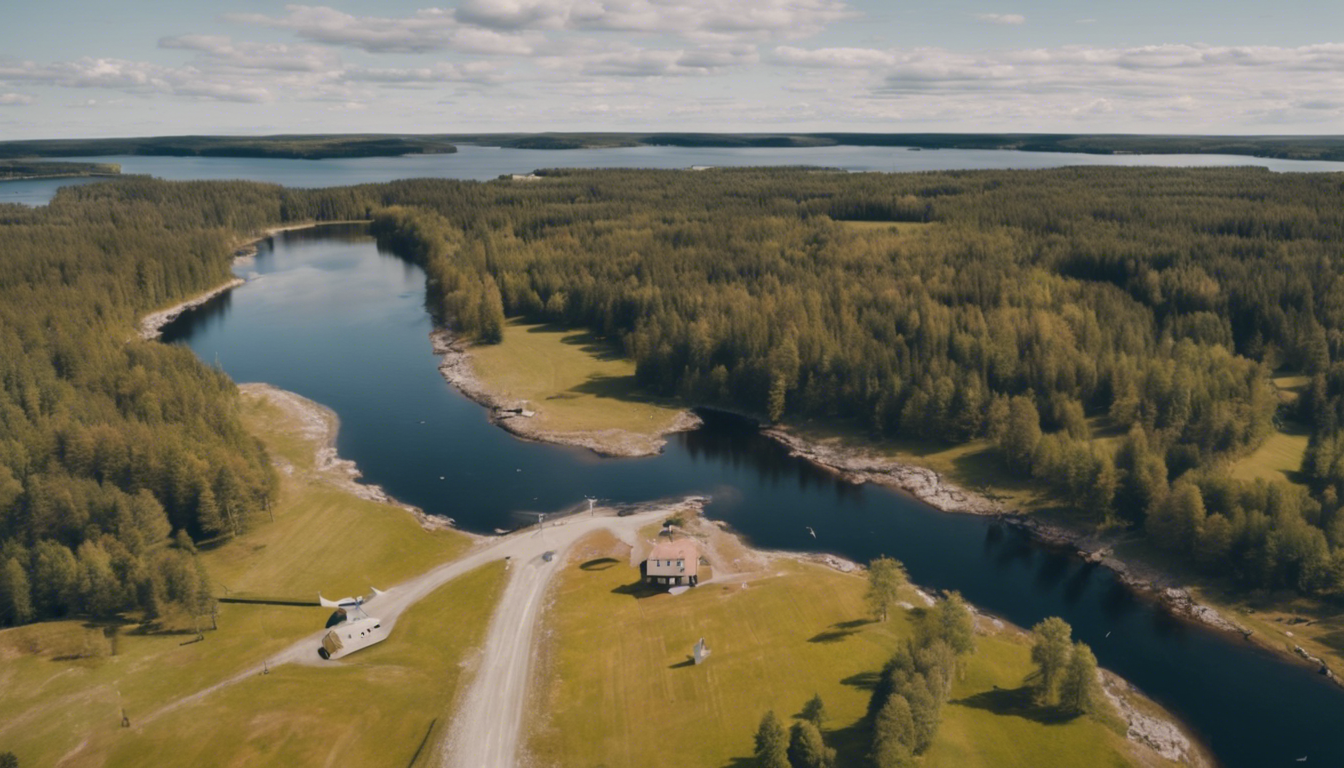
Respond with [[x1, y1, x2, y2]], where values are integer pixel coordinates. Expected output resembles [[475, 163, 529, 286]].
[[3, 165, 1344, 630]]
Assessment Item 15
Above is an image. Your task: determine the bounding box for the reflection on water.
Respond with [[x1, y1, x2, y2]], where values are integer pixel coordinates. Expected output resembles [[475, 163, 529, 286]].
[[162, 225, 1344, 768]]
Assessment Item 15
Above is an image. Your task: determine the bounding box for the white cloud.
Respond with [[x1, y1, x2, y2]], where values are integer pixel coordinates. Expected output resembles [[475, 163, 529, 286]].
[[225, 5, 543, 54], [975, 13, 1025, 25], [230, 1, 854, 52], [159, 35, 341, 72], [0, 93, 33, 106]]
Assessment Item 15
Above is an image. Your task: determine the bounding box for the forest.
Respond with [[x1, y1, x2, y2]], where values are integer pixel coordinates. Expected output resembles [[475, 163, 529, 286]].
[[365, 166, 1344, 600], [3, 164, 1344, 631], [0, 160, 121, 179], [0, 135, 457, 160], [0, 178, 377, 627]]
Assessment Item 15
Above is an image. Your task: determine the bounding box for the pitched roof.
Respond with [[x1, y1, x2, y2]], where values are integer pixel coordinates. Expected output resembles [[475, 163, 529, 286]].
[[649, 538, 698, 561]]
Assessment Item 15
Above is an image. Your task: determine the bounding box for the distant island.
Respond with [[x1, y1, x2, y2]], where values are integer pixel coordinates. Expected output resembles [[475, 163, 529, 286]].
[[0, 159, 121, 180], [447, 132, 1344, 161], [3, 132, 1344, 162], [0, 135, 458, 161]]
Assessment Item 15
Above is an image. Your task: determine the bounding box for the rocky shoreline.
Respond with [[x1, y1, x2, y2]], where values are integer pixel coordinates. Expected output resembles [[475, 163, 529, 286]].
[[430, 329, 702, 458]]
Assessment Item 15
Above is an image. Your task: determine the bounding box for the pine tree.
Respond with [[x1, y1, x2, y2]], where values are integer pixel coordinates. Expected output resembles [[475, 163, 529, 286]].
[[786, 720, 835, 768], [753, 711, 789, 768], [871, 694, 915, 767], [0, 558, 34, 625]]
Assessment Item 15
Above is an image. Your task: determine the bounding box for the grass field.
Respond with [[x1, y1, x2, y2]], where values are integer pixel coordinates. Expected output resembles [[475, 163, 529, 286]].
[[470, 318, 686, 435], [528, 533, 1153, 768], [0, 389, 475, 768], [99, 561, 506, 768], [1229, 422, 1309, 485]]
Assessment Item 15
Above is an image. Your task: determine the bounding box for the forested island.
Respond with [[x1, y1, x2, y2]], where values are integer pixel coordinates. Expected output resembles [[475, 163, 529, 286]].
[[2, 166, 1342, 649], [5, 132, 1344, 162], [0, 135, 457, 161], [0, 159, 120, 180]]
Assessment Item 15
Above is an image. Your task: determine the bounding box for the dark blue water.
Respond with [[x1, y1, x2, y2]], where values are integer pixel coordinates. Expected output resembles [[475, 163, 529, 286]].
[[164, 225, 1344, 768], [10, 144, 1344, 205]]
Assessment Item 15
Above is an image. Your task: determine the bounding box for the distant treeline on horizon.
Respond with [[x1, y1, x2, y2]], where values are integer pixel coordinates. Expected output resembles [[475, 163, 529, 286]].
[[2, 132, 1344, 162]]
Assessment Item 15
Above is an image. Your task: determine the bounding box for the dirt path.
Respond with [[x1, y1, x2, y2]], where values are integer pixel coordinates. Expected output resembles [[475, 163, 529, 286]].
[[438, 507, 657, 768]]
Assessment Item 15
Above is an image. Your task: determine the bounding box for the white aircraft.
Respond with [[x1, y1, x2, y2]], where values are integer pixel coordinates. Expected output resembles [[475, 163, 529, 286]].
[[316, 587, 388, 660]]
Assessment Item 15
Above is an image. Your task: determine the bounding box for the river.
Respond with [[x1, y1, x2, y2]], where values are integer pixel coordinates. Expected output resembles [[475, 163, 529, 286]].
[[161, 224, 1343, 768], [5, 143, 1344, 205]]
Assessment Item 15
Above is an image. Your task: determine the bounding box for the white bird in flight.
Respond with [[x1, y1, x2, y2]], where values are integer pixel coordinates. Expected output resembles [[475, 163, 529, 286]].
[[805, 526, 816, 539]]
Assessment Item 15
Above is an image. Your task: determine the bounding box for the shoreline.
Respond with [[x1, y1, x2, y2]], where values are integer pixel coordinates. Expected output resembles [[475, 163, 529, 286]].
[[764, 424, 1344, 690], [540, 504, 1210, 768], [136, 220, 371, 341], [432, 328, 1339, 689], [237, 382, 465, 535], [430, 329, 702, 457]]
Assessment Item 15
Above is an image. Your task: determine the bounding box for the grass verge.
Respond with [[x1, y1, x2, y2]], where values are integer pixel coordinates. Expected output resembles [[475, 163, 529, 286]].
[[528, 533, 1156, 768]]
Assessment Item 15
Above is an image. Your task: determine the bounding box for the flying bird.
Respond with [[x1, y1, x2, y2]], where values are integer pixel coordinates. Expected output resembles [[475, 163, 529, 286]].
[[805, 526, 816, 539]]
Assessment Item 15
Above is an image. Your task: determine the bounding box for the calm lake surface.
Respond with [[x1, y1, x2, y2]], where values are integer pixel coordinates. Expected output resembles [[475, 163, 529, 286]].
[[163, 225, 1344, 768], [7, 143, 1344, 205]]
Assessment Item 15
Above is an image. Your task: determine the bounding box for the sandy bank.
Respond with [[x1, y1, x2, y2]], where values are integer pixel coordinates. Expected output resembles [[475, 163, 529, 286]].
[[430, 329, 701, 457]]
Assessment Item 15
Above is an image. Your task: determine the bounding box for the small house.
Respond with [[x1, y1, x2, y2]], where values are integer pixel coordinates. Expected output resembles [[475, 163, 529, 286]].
[[644, 538, 700, 587]]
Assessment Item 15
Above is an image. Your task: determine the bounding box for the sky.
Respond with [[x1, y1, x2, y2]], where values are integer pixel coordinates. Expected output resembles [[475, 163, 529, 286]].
[[1, 0, 1342, 139]]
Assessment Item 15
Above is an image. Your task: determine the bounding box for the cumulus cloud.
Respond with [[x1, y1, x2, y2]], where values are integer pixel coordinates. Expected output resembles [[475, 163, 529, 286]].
[[0, 93, 33, 106], [975, 13, 1025, 25]]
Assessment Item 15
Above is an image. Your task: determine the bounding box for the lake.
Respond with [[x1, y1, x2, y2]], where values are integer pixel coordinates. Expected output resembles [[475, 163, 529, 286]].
[[163, 225, 1344, 768], [6, 143, 1344, 205]]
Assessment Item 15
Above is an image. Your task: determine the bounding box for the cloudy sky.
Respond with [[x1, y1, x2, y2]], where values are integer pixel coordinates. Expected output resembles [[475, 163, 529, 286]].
[[1, 0, 1342, 138]]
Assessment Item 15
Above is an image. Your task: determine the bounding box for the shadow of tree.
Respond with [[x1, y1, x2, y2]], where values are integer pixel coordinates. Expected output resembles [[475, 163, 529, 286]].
[[841, 671, 881, 692], [953, 685, 1076, 725], [808, 618, 873, 644]]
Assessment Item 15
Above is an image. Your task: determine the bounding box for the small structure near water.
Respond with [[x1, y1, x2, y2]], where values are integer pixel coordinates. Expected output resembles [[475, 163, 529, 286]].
[[644, 538, 700, 587]]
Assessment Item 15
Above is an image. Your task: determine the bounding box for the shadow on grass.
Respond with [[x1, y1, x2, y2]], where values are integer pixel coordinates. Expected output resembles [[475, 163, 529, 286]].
[[568, 373, 662, 404], [840, 670, 881, 692], [826, 718, 874, 767], [580, 557, 620, 571], [669, 657, 696, 669], [808, 618, 872, 644], [953, 685, 1076, 725], [611, 581, 665, 600]]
